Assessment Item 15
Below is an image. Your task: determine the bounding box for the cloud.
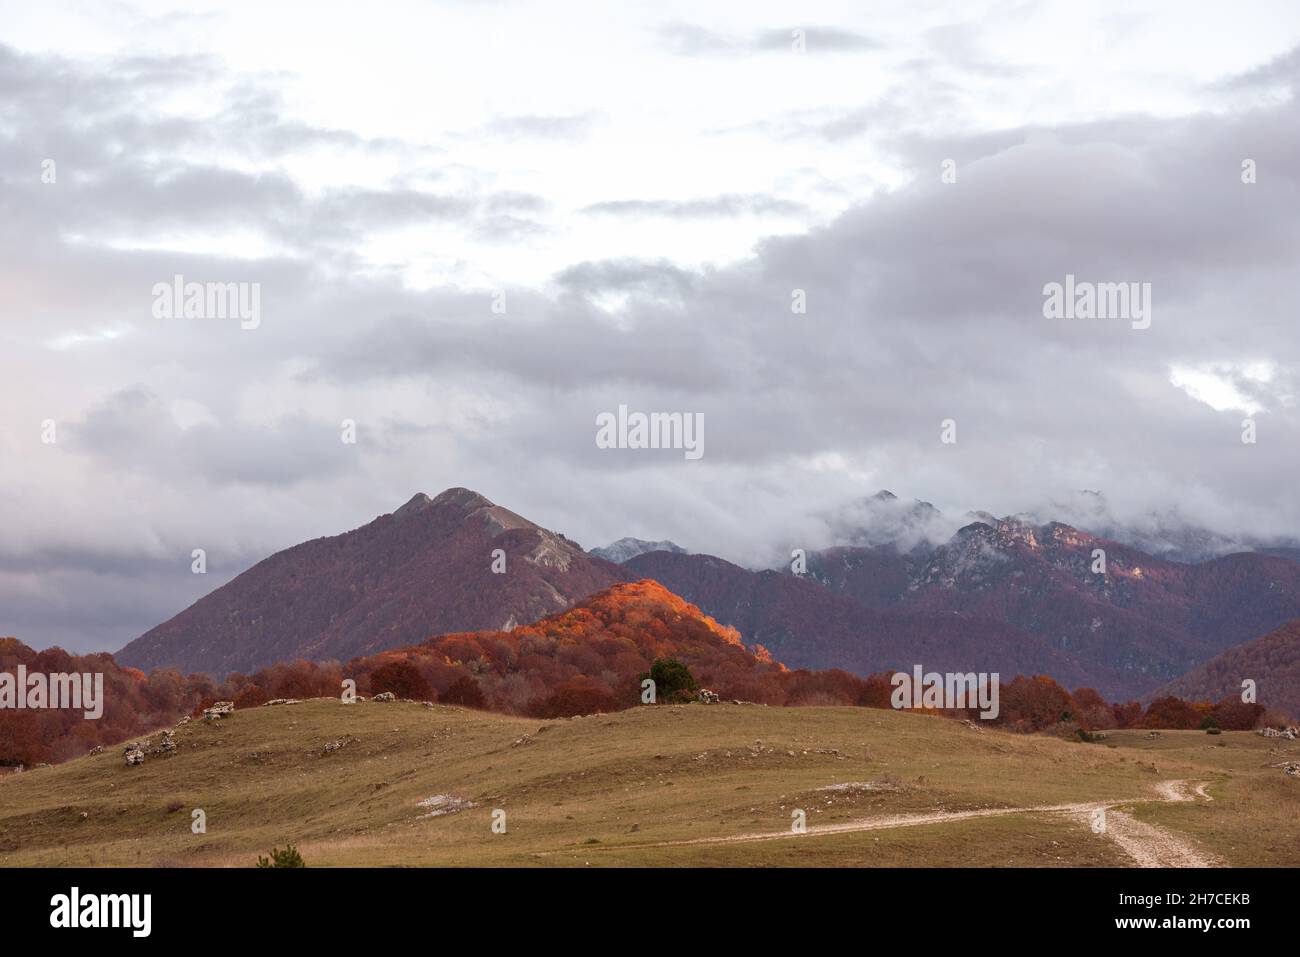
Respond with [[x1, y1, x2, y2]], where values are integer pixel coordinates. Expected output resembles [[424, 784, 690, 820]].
[[5, 17, 1300, 656], [580, 194, 807, 218], [0, 41, 539, 273], [659, 22, 878, 56], [1219, 44, 1300, 92], [304, 76, 1300, 560], [70, 387, 360, 486], [554, 258, 698, 301], [1168, 362, 1290, 417], [480, 113, 600, 140]]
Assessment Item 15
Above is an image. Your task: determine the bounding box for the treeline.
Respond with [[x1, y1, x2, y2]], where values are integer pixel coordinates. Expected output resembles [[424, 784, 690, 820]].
[[0, 638, 217, 767], [1, 584, 1290, 768]]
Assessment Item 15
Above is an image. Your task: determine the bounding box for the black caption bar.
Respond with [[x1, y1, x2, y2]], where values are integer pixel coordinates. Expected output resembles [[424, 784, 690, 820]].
[[0, 867, 1275, 945]]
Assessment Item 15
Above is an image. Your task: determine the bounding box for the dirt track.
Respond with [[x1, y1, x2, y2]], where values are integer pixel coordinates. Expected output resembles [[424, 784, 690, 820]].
[[630, 778, 1222, 867]]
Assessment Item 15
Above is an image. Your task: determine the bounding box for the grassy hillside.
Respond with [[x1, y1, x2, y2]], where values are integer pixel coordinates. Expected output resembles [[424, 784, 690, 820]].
[[0, 699, 1295, 867]]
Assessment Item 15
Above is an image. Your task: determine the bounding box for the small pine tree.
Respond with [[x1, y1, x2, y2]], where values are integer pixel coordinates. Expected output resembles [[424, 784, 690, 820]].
[[256, 844, 306, 868], [643, 657, 697, 703]]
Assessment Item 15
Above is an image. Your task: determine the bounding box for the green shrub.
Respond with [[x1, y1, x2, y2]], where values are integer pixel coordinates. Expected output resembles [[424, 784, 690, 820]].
[[256, 844, 306, 868], [641, 658, 697, 704]]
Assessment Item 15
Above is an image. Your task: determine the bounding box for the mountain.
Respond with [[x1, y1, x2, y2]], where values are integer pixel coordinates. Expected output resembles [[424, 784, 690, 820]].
[[630, 515, 1300, 699], [1153, 619, 1300, 719], [114, 484, 1300, 699], [623, 551, 1106, 692], [818, 489, 956, 553], [809, 519, 1214, 678], [1041, 490, 1262, 563], [349, 578, 784, 715], [590, 537, 687, 563], [812, 516, 1300, 695], [894, 518, 1300, 656], [823, 488, 1300, 565], [116, 489, 628, 677]]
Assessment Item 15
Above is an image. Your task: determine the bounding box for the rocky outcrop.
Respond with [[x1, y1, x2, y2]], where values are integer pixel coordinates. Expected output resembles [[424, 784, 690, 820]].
[[203, 701, 234, 721], [416, 794, 478, 818], [1259, 726, 1298, 740]]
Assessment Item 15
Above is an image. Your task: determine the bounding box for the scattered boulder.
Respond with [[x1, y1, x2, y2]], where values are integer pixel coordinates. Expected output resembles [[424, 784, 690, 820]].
[[175, 716, 191, 727], [818, 780, 898, 794], [372, 692, 396, 702], [1259, 726, 1298, 740], [124, 748, 145, 767], [203, 701, 234, 721], [263, 698, 301, 707], [1146, 731, 1161, 739], [321, 736, 357, 755], [87, 745, 104, 756], [697, 688, 720, 704], [416, 794, 478, 818]]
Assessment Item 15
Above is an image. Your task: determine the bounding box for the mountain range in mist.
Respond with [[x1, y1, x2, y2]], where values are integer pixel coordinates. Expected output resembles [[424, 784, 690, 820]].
[[811, 489, 1300, 566], [113, 487, 1300, 706]]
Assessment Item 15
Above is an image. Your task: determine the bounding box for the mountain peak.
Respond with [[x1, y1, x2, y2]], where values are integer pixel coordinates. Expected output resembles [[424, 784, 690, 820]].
[[393, 492, 434, 518], [591, 537, 688, 563], [430, 487, 496, 511], [392, 488, 494, 520]]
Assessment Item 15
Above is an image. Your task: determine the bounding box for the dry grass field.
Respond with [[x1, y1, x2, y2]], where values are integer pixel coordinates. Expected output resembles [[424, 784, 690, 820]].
[[1, 699, 1295, 867]]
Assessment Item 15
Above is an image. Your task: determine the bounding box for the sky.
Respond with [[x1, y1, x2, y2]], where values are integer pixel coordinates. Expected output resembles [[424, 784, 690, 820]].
[[3, 0, 1300, 654]]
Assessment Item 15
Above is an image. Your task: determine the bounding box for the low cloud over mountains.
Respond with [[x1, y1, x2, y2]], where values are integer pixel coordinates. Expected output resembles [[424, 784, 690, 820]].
[[4, 8, 1300, 654]]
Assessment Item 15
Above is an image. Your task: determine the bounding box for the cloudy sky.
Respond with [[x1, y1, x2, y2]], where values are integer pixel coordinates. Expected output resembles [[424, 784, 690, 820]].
[[3, 0, 1300, 654]]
